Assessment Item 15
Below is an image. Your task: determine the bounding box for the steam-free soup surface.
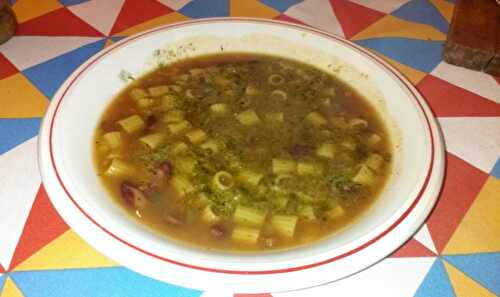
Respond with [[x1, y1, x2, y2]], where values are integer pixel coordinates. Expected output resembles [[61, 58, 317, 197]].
[[94, 54, 391, 251]]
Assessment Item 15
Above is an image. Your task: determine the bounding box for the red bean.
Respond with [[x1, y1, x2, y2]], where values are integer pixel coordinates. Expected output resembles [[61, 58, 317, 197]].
[[120, 181, 150, 209], [210, 225, 226, 238], [155, 161, 172, 179]]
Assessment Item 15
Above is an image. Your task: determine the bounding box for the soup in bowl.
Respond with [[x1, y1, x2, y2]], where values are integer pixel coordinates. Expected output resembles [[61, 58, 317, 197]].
[[38, 18, 444, 292]]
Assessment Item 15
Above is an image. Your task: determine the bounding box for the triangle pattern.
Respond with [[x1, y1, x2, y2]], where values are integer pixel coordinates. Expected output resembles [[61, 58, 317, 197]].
[[284, 0, 344, 37], [157, 0, 192, 10], [443, 177, 500, 254], [11, 0, 62, 23], [0, 276, 4, 293], [414, 259, 455, 297], [352, 15, 446, 41], [438, 117, 500, 174], [414, 224, 438, 254], [10, 267, 202, 297], [274, 14, 307, 26], [417, 75, 500, 117], [443, 260, 497, 297], [431, 62, 500, 105], [234, 294, 272, 297], [9, 186, 69, 270], [429, 0, 454, 23], [491, 158, 500, 180], [355, 38, 443, 72], [109, 0, 174, 35], [329, 0, 385, 39], [0, 36, 102, 71], [114, 12, 189, 37], [0, 119, 40, 155], [0, 277, 23, 297], [15, 230, 117, 271], [200, 293, 232, 297], [68, 0, 125, 36], [390, 238, 436, 258], [0, 53, 18, 80], [179, 0, 229, 18], [230, 0, 280, 18], [425, 153, 488, 253], [374, 51, 427, 84], [443, 253, 500, 295], [59, 0, 91, 6], [15, 7, 104, 36], [104, 38, 114, 48], [22, 38, 106, 99], [0, 264, 4, 273], [392, 0, 449, 33], [257, 0, 302, 12], [0, 137, 39, 268], [349, 0, 412, 14], [0, 73, 48, 118]]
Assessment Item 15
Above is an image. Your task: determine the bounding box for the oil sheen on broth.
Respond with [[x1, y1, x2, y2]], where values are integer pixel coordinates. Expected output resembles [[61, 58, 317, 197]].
[[94, 54, 392, 251]]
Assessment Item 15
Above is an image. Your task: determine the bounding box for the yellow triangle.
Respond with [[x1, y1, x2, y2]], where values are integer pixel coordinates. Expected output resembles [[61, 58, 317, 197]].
[[12, 0, 62, 23], [0, 73, 48, 118], [429, 0, 454, 23], [230, 0, 280, 18], [375, 52, 426, 85], [0, 277, 24, 297], [15, 230, 117, 271], [352, 15, 446, 41], [443, 260, 496, 297], [104, 38, 114, 48], [444, 177, 500, 254], [115, 12, 190, 37]]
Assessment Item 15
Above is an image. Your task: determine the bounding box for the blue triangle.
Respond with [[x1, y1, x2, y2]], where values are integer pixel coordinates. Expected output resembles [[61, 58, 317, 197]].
[[491, 158, 500, 179], [0, 275, 5, 293], [414, 259, 455, 297], [392, 0, 449, 34], [443, 253, 500, 295], [0, 118, 40, 154], [111, 36, 125, 43], [11, 267, 202, 297], [257, 0, 303, 12], [355, 38, 443, 73], [58, 0, 90, 6], [179, 0, 229, 18], [22, 39, 106, 100]]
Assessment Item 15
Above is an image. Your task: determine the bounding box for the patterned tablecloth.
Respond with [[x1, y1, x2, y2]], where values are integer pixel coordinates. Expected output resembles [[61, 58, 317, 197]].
[[1, 0, 499, 296]]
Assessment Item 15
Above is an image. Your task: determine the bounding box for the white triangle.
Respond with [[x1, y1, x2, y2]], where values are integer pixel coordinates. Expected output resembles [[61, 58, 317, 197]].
[[413, 224, 437, 254], [284, 0, 345, 37], [0, 137, 40, 269], [158, 0, 192, 10], [273, 257, 435, 297], [349, 0, 412, 14], [0, 36, 101, 70], [432, 62, 500, 104], [438, 117, 500, 173], [69, 0, 125, 36]]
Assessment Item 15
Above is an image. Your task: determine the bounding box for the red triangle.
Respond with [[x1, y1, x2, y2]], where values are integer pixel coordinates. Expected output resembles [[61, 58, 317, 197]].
[[425, 153, 488, 253], [9, 185, 70, 270], [16, 7, 103, 37], [391, 238, 436, 257], [274, 14, 307, 26], [495, 76, 500, 84], [417, 75, 500, 117], [0, 263, 4, 273], [329, 0, 385, 39], [0, 53, 18, 80], [233, 293, 273, 297], [110, 0, 173, 35]]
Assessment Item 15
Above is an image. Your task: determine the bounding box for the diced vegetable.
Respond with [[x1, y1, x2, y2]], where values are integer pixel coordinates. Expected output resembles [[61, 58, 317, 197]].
[[212, 171, 234, 191], [329, 116, 349, 129], [245, 85, 259, 96], [237, 170, 263, 187], [201, 205, 220, 223], [327, 205, 345, 219], [139, 133, 164, 149], [102, 131, 122, 149], [104, 159, 134, 176], [316, 142, 336, 159], [170, 175, 194, 196], [304, 112, 327, 126], [272, 158, 296, 174], [232, 226, 260, 244], [168, 120, 191, 134], [159, 94, 178, 110], [148, 85, 170, 97], [117, 115, 144, 134], [367, 133, 382, 147], [265, 112, 284, 123], [297, 162, 323, 176], [271, 215, 298, 238], [233, 205, 267, 227], [210, 103, 228, 114], [352, 165, 375, 185], [365, 153, 384, 171], [137, 98, 154, 109], [175, 157, 197, 174], [129, 88, 148, 100], [185, 129, 208, 144], [163, 110, 184, 123], [199, 139, 219, 154], [298, 205, 316, 221], [236, 109, 261, 126], [349, 118, 368, 129], [171, 141, 188, 154]]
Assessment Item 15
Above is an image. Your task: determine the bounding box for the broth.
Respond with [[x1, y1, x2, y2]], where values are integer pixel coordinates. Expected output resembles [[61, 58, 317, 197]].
[[94, 54, 392, 251]]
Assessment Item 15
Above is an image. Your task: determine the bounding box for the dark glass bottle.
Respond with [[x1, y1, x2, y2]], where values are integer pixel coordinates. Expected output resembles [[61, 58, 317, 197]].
[[0, 0, 16, 44]]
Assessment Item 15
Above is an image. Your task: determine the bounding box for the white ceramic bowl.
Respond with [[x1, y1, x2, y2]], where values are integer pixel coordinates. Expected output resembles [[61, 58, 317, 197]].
[[38, 18, 445, 293]]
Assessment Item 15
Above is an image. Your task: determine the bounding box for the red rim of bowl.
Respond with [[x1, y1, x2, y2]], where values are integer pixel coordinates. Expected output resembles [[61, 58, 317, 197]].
[[48, 17, 435, 275]]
